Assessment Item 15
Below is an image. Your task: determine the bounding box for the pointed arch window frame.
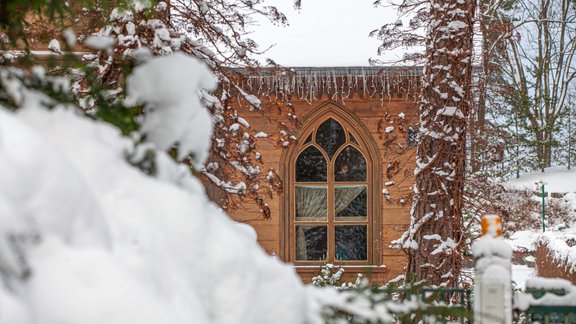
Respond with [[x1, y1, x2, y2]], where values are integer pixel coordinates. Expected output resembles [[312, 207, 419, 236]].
[[280, 102, 382, 266]]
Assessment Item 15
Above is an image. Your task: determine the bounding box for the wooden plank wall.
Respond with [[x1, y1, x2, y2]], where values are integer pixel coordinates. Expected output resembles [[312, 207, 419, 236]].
[[206, 92, 418, 284]]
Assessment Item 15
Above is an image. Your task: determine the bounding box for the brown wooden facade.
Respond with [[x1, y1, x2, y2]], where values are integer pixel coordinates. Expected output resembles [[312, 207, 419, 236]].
[[208, 67, 422, 284]]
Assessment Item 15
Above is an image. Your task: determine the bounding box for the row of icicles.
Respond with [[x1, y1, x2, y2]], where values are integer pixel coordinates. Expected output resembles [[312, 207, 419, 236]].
[[232, 69, 422, 105]]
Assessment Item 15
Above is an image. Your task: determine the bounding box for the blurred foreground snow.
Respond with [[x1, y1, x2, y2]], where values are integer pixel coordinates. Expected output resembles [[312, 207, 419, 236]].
[[0, 54, 306, 324]]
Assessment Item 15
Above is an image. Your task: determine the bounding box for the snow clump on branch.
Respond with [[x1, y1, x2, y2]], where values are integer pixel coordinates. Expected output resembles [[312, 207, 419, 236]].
[[125, 53, 217, 165]]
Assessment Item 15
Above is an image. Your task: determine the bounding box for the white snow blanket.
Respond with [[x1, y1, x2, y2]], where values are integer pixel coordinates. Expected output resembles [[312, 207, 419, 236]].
[[504, 166, 576, 193]]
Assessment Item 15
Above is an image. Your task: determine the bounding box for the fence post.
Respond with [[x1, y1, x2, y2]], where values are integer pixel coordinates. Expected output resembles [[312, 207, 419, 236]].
[[472, 215, 513, 324]]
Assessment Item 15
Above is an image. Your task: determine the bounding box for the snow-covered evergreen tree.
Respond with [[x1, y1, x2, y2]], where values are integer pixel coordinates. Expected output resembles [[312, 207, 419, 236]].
[[376, 0, 477, 287]]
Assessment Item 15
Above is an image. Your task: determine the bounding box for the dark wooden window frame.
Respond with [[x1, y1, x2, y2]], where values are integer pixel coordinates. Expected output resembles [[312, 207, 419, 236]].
[[280, 102, 382, 266]]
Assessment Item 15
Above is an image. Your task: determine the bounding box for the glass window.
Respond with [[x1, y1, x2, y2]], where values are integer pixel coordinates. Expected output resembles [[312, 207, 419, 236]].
[[335, 186, 367, 220], [316, 118, 345, 159], [349, 133, 359, 145], [407, 126, 417, 147], [334, 146, 366, 182], [295, 226, 327, 261], [335, 225, 367, 261], [296, 146, 327, 182], [291, 114, 374, 264]]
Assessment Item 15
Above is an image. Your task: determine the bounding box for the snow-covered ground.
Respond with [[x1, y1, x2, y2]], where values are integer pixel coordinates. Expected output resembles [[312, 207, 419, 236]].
[[506, 223, 576, 290], [501, 167, 576, 289], [512, 265, 535, 290], [504, 166, 576, 193], [506, 226, 576, 292], [507, 230, 540, 252], [507, 231, 537, 289]]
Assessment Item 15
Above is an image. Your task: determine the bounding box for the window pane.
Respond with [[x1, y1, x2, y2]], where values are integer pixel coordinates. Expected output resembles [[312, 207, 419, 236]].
[[296, 146, 327, 182], [349, 133, 359, 145], [335, 186, 367, 219], [296, 226, 327, 261], [316, 118, 345, 159], [334, 146, 366, 181], [335, 225, 367, 261], [296, 186, 327, 221], [407, 126, 417, 147]]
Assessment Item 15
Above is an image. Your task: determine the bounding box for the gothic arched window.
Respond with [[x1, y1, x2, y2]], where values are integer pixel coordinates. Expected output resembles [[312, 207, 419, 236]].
[[287, 115, 379, 265]]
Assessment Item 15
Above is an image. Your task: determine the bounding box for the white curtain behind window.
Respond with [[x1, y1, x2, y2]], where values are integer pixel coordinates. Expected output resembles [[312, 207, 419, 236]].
[[296, 186, 327, 219], [335, 185, 365, 215]]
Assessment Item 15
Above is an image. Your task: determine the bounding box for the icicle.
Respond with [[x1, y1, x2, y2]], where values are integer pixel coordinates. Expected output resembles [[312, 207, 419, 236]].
[[362, 69, 367, 98], [257, 76, 263, 97], [331, 71, 338, 101], [303, 72, 309, 103], [326, 74, 331, 98], [308, 73, 314, 102], [380, 75, 385, 106], [353, 74, 359, 98], [345, 73, 352, 100], [262, 76, 268, 98], [319, 75, 324, 98], [340, 74, 346, 104], [369, 75, 376, 99], [386, 75, 391, 101], [296, 76, 303, 99], [300, 75, 305, 100]]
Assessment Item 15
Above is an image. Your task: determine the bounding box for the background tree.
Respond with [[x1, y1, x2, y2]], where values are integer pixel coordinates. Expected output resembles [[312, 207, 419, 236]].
[[555, 95, 576, 170], [468, 0, 513, 174], [468, 0, 576, 177], [499, 0, 576, 171]]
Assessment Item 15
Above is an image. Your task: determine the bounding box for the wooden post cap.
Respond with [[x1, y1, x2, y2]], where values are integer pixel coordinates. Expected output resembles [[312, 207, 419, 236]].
[[482, 215, 502, 237]]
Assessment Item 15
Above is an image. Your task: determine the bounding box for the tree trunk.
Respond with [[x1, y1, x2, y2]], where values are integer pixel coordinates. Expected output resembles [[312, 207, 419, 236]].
[[535, 131, 545, 172], [471, 0, 490, 173], [402, 0, 476, 287], [545, 135, 552, 169], [569, 111, 572, 170], [535, 130, 553, 171]]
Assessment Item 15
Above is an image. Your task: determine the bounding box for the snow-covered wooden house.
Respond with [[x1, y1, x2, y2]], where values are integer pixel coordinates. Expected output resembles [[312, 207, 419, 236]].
[[205, 67, 421, 283]]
